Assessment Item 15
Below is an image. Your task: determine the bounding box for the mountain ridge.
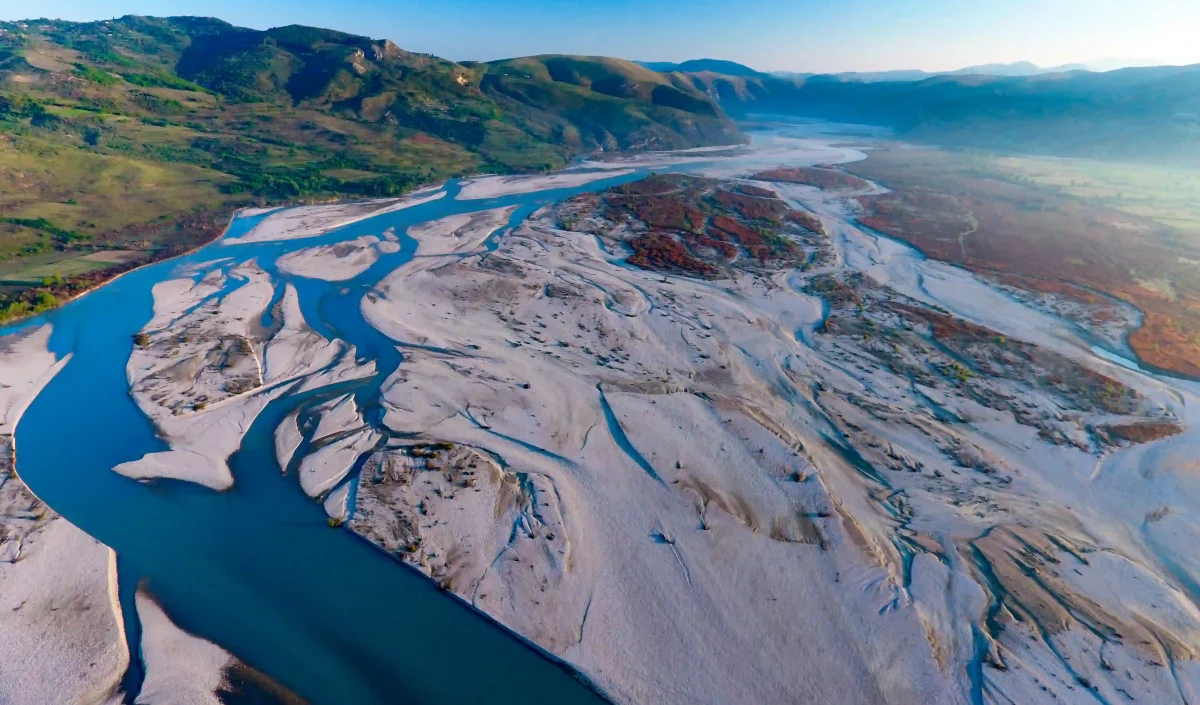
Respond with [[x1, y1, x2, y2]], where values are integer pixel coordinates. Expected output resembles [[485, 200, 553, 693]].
[[636, 57, 1162, 83], [637, 58, 762, 77], [0, 14, 742, 319]]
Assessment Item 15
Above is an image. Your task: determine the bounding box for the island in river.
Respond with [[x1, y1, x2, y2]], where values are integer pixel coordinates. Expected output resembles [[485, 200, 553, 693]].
[[3, 124, 1200, 705]]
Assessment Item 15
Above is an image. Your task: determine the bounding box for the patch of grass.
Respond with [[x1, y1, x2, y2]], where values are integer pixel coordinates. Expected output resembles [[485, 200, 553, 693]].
[[73, 62, 119, 85], [1, 254, 116, 285], [0, 131, 237, 237], [992, 155, 1200, 236], [320, 168, 385, 181], [0, 217, 89, 243], [120, 70, 207, 93]]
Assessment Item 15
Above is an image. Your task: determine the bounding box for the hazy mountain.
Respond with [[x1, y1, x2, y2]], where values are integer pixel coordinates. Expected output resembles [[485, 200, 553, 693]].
[[685, 63, 1200, 163], [637, 59, 762, 77], [951, 61, 1084, 76], [771, 59, 1160, 83]]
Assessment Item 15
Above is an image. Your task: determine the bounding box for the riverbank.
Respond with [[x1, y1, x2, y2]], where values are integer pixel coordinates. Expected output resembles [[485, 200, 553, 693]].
[[0, 325, 127, 704]]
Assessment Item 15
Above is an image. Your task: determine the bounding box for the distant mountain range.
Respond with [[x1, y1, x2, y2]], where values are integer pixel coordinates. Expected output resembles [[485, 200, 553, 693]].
[[639, 58, 1165, 82], [776, 59, 1168, 82], [637, 59, 763, 77], [778, 61, 1090, 82], [637, 57, 1200, 163]]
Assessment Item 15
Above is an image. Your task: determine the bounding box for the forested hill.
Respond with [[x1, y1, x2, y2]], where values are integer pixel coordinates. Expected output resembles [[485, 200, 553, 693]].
[[0, 15, 742, 320]]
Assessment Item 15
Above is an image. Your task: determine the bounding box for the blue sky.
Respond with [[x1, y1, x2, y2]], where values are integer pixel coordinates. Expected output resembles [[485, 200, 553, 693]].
[[5, 0, 1199, 72]]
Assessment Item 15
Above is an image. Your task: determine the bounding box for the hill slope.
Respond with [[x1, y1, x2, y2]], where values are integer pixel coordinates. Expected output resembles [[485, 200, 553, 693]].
[[638, 59, 762, 77], [0, 15, 741, 319], [478, 55, 738, 151]]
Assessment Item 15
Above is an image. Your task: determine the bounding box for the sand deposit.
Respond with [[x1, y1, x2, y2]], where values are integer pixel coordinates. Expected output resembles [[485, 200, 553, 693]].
[[456, 171, 635, 200], [0, 325, 127, 705]]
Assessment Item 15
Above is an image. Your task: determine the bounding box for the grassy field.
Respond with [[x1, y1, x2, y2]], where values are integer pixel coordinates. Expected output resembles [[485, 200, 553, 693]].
[[0, 129, 239, 292], [991, 156, 1200, 236], [0, 131, 237, 234], [0, 250, 141, 285]]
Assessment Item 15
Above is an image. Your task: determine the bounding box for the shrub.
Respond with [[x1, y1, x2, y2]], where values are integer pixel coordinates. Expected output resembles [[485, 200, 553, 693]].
[[73, 63, 119, 86], [120, 71, 207, 92]]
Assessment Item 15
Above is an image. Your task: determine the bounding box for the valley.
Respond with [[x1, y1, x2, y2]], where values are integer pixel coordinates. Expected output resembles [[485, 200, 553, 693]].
[[0, 4, 1196, 705]]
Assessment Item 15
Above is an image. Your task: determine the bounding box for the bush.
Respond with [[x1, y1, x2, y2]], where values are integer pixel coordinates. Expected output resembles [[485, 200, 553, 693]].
[[131, 92, 186, 116], [73, 63, 119, 86], [0, 290, 58, 322], [0, 217, 89, 244], [0, 94, 41, 118], [120, 71, 207, 93]]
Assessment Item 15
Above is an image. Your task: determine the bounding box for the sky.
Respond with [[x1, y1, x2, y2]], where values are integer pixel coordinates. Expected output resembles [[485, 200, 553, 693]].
[[4, 0, 1200, 73]]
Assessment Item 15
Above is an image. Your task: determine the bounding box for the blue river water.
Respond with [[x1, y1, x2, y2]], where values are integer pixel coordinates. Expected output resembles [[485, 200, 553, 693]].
[[7, 172, 649, 705]]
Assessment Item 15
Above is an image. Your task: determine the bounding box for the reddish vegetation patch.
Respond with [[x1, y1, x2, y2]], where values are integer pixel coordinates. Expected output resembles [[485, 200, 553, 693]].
[[927, 312, 1137, 413], [806, 275, 861, 308], [986, 273, 1111, 305], [684, 232, 738, 259], [628, 232, 718, 277], [1101, 421, 1183, 444], [610, 193, 706, 233], [738, 184, 776, 198], [786, 209, 824, 234], [710, 215, 776, 261], [713, 189, 788, 222], [856, 189, 975, 261], [845, 147, 1200, 378], [561, 174, 825, 278], [615, 175, 682, 197], [752, 167, 870, 191], [1127, 308, 1200, 378]]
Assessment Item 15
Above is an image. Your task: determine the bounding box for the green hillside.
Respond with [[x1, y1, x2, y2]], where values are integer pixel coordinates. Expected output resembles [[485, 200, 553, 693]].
[[478, 55, 737, 152], [0, 15, 742, 320]]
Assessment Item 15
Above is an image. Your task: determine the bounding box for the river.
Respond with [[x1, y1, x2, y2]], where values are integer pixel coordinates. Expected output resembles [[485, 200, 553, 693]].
[[9, 174, 653, 705], [5, 123, 880, 704]]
